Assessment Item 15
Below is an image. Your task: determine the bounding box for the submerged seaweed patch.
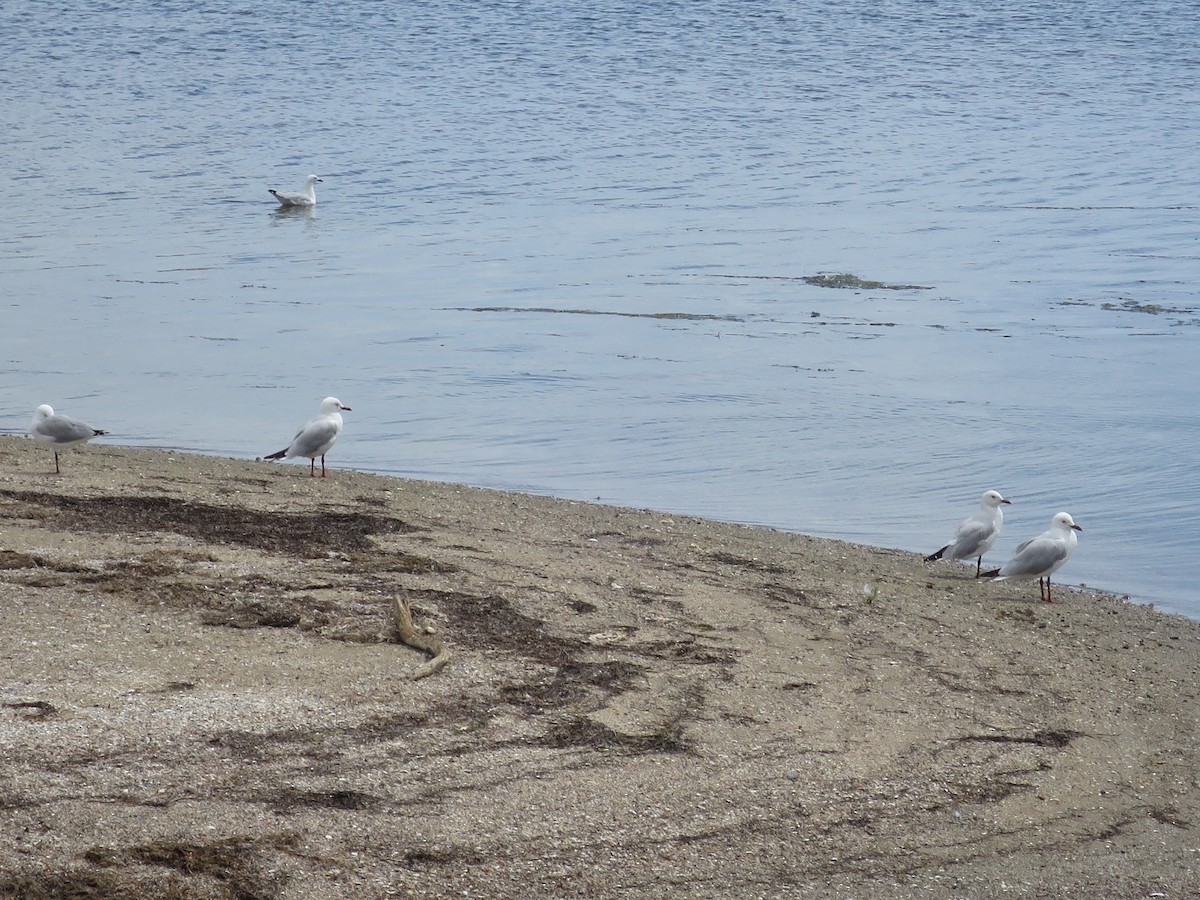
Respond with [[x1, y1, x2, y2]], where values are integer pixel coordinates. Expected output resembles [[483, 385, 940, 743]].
[[1099, 299, 1195, 316], [696, 272, 933, 290], [1057, 297, 1200, 326], [802, 273, 932, 291], [451, 305, 741, 322]]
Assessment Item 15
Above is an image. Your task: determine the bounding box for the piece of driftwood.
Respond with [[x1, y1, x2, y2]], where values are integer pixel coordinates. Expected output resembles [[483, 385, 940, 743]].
[[391, 596, 449, 679]]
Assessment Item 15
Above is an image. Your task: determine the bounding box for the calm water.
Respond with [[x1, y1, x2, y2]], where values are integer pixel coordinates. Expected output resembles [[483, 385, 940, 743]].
[[2, 1, 1198, 617]]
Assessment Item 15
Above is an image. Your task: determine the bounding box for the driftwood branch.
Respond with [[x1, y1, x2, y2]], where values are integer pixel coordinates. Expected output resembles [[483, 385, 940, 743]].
[[391, 596, 449, 679]]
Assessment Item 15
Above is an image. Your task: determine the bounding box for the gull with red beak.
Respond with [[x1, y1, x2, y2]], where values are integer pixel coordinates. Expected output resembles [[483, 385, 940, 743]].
[[925, 489, 1011, 576], [264, 397, 351, 478], [985, 512, 1083, 603], [269, 174, 322, 207]]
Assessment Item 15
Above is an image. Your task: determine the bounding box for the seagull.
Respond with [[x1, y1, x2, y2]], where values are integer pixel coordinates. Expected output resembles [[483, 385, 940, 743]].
[[984, 512, 1083, 603], [264, 397, 351, 478], [925, 490, 1011, 576], [268, 174, 322, 207], [29, 404, 108, 474]]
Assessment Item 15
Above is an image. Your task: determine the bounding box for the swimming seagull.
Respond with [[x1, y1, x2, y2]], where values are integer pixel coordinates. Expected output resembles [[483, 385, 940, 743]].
[[268, 174, 322, 207], [984, 512, 1083, 603], [925, 490, 1011, 576], [264, 397, 351, 478], [29, 404, 108, 474]]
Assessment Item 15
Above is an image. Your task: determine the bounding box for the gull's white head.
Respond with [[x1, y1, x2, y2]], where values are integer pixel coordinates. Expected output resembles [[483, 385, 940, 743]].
[[307, 174, 323, 184], [982, 490, 1011, 508], [320, 396, 351, 414], [32, 404, 54, 423], [1052, 512, 1083, 533]]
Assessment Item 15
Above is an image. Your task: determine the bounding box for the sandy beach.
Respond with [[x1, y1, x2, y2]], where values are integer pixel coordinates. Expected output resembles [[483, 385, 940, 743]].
[[1, 435, 1197, 899]]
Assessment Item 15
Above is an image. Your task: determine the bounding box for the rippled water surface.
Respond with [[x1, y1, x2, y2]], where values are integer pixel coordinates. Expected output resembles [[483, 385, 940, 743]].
[[3, 1, 1198, 616]]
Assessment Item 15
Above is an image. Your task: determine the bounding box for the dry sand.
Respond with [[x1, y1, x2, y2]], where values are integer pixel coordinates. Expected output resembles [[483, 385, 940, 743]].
[[1, 435, 1197, 899]]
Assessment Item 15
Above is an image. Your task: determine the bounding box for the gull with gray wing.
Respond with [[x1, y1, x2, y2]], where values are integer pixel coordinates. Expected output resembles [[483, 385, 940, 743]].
[[268, 174, 322, 207], [29, 404, 108, 474], [984, 512, 1083, 603], [925, 490, 1011, 576], [264, 397, 351, 478]]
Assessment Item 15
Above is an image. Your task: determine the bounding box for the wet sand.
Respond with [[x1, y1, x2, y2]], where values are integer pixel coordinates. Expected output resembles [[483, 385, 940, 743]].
[[1, 436, 1197, 899]]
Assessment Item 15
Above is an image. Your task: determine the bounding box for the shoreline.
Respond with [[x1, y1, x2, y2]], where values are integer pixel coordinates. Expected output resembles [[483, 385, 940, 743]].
[[5, 431, 1161, 617], [2, 436, 1198, 897]]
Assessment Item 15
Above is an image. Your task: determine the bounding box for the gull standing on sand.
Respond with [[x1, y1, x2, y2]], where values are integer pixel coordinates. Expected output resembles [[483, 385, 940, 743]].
[[985, 512, 1083, 603], [29, 404, 108, 474], [264, 397, 351, 478], [268, 174, 322, 207], [925, 490, 1011, 576]]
